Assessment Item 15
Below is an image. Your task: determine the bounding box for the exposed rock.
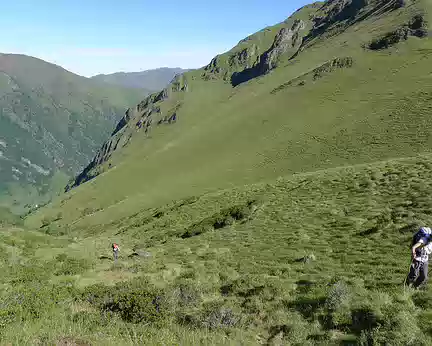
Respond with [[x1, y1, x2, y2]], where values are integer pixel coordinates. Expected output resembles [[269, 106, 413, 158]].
[[394, 0, 406, 9], [271, 57, 354, 94], [309, 0, 368, 37], [368, 15, 428, 50], [231, 20, 307, 86], [204, 56, 222, 75], [408, 15, 428, 37], [111, 109, 132, 136], [312, 56, 354, 80], [228, 45, 258, 68], [154, 88, 168, 103], [171, 74, 189, 92], [295, 253, 316, 263], [302, 0, 407, 48], [261, 20, 306, 72]]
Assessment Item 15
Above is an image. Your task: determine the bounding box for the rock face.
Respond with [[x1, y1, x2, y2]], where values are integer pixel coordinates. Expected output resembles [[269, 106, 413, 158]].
[[271, 56, 354, 93], [231, 19, 307, 86], [303, 0, 409, 47], [261, 20, 306, 72], [369, 15, 428, 50]]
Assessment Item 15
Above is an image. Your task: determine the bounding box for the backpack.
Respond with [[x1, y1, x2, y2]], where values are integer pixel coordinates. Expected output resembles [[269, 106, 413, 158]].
[[112, 243, 119, 251], [412, 227, 432, 246]]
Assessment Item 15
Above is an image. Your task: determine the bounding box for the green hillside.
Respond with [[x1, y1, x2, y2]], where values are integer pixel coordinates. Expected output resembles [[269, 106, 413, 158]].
[[5, 155, 432, 344], [11, 0, 432, 343], [0, 54, 143, 213], [91, 68, 188, 92], [30, 0, 431, 228]]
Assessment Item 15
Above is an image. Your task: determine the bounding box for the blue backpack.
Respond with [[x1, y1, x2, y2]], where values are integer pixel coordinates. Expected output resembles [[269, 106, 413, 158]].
[[412, 227, 432, 246]]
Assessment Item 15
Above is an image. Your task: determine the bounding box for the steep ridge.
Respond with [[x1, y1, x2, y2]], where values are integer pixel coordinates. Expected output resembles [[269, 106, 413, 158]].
[[28, 0, 432, 229]]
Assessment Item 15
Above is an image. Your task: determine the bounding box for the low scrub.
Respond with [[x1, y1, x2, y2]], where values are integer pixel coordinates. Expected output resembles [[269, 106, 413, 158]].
[[82, 278, 167, 324], [181, 200, 257, 238]]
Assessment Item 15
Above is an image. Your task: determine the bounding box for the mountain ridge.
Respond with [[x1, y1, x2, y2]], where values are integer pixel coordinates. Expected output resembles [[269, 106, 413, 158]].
[[0, 53, 144, 212], [90, 67, 189, 92]]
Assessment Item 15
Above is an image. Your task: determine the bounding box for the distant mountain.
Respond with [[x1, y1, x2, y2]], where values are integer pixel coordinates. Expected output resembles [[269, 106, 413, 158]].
[[91, 67, 188, 92], [0, 53, 143, 212]]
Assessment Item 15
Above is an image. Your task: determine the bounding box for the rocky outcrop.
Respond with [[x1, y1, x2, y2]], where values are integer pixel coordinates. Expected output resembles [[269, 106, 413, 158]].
[[201, 0, 413, 89], [261, 20, 306, 72], [312, 56, 354, 79], [170, 74, 189, 92], [228, 46, 258, 68], [368, 15, 428, 50], [231, 19, 307, 86], [271, 56, 354, 94], [302, 0, 408, 47]]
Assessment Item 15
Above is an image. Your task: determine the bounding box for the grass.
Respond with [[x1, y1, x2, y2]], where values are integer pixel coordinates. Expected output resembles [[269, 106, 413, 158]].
[[3, 155, 432, 344], [28, 0, 432, 230], [7, 0, 432, 344]]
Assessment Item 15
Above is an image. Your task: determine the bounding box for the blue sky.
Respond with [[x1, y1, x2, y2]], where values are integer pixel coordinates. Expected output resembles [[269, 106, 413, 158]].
[[0, 0, 311, 77]]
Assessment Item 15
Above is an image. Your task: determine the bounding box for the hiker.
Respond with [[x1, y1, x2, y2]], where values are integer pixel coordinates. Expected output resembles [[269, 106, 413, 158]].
[[112, 243, 120, 261], [406, 227, 432, 289]]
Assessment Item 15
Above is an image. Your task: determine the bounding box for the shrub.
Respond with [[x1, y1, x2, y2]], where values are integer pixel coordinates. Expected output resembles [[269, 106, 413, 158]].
[[181, 201, 257, 238], [0, 283, 78, 327], [169, 280, 202, 308], [326, 281, 350, 310], [82, 278, 167, 325], [191, 301, 240, 330], [54, 255, 92, 276]]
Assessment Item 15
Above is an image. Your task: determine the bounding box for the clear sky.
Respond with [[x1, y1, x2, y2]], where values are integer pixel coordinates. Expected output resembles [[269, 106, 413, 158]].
[[0, 0, 312, 77]]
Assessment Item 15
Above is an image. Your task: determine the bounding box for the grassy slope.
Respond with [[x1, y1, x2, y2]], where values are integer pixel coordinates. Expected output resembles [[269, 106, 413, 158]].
[[27, 0, 431, 229], [4, 155, 432, 344], [10, 0, 432, 344], [0, 54, 143, 212]]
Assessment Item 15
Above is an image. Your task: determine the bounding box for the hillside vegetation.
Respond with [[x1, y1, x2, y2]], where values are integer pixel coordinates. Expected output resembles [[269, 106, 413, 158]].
[[4, 155, 432, 344], [12, 0, 432, 344], [0, 54, 143, 212], [29, 0, 432, 228]]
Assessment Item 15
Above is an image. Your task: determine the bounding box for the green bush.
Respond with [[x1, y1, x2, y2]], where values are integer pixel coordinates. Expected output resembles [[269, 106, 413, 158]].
[[181, 201, 257, 238], [54, 254, 92, 276], [0, 283, 78, 329], [179, 300, 240, 330], [169, 279, 202, 308], [82, 278, 167, 324], [9, 263, 54, 284]]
